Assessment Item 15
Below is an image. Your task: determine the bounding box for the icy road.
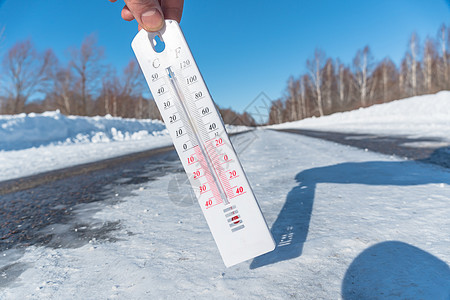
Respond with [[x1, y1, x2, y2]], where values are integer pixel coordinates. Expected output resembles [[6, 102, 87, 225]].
[[1, 130, 450, 299]]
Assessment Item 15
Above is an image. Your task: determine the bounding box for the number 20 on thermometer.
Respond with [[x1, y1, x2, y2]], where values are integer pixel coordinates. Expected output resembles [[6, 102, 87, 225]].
[[132, 20, 275, 267]]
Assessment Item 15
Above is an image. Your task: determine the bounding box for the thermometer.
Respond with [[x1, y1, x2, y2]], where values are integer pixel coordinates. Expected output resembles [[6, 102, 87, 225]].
[[132, 20, 275, 267]]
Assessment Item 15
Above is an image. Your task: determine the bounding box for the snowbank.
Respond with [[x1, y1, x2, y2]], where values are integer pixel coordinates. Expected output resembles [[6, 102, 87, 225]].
[[270, 91, 450, 142], [0, 111, 168, 151], [0, 111, 249, 181]]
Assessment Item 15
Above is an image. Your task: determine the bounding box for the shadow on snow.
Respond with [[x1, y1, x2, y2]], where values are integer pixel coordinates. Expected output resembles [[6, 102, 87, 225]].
[[342, 241, 450, 299], [250, 160, 449, 269]]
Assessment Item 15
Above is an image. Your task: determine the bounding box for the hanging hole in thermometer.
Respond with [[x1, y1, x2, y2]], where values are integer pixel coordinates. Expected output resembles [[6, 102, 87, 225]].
[[151, 34, 165, 53], [132, 20, 275, 267]]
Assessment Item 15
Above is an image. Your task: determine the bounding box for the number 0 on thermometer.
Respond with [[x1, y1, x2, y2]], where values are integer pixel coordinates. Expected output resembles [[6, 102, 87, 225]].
[[132, 20, 275, 267]]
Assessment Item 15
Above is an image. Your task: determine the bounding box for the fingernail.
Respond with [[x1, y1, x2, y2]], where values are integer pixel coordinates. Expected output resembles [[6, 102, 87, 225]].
[[141, 9, 164, 31]]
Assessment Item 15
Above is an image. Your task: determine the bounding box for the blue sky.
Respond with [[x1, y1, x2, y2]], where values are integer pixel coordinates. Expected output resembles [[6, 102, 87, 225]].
[[0, 0, 449, 112]]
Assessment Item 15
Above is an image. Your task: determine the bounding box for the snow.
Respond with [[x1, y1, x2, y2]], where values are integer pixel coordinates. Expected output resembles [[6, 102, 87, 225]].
[[0, 111, 247, 182], [0, 130, 449, 299], [1, 92, 450, 298], [270, 91, 450, 143], [0, 111, 168, 151], [0, 111, 170, 181]]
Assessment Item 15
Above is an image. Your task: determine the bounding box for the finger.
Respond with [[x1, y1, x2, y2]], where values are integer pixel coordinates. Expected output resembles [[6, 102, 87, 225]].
[[161, 0, 184, 23], [123, 0, 164, 32], [121, 5, 135, 21]]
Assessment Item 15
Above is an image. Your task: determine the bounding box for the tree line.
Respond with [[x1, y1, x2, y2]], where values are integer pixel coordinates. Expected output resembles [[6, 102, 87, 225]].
[[0, 35, 159, 119], [0, 34, 255, 124], [1, 24, 449, 126], [268, 24, 450, 125]]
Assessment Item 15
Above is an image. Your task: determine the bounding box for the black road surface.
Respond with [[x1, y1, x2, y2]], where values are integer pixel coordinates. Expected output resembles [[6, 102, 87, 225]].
[[0, 146, 181, 252]]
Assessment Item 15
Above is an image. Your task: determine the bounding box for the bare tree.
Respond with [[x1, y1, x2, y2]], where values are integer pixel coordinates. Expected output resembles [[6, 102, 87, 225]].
[[307, 49, 326, 116], [147, 99, 161, 120], [408, 32, 420, 95], [299, 75, 307, 119], [381, 58, 398, 102], [438, 24, 449, 89], [54, 66, 75, 114], [1, 39, 55, 114], [370, 57, 398, 104], [381, 59, 390, 101], [122, 59, 145, 99], [322, 58, 336, 114], [124, 60, 146, 118], [423, 37, 437, 93], [399, 54, 410, 96], [353, 46, 373, 107], [286, 76, 300, 121], [335, 59, 356, 111], [100, 59, 146, 118], [69, 34, 104, 115], [268, 99, 284, 124], [101, 66, 119, 116], [336, 59, 345, 105]]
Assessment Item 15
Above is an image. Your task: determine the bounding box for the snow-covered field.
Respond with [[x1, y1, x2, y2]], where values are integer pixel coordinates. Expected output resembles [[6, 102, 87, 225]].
[[0, 111, 171, 181], [1, 92, 450, 298], [0, 111, 247, 182], [1, 130, 449, 299], [270, 91, 450, 143]]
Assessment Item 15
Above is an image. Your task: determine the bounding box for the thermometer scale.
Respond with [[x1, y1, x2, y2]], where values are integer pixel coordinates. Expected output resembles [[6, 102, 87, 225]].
[[132, 20, 275, 267]]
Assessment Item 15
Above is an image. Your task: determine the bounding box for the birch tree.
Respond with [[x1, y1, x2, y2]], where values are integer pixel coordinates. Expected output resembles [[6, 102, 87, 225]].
[[322, 58, 336, 113], [268, 99, 284, 124], [438, 24, 448, 88], [336, 59, 345, 106], [353, 46, 373, 107], [307, 49, 325, 116], [299, 75, 307, 119], [423, 37, 436, 93], [408, 32, 419, 95], [287, 76, 300, 121], [381, 58, 397, 102]]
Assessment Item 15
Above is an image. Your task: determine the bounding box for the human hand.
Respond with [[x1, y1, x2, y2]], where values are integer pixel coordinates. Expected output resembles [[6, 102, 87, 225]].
[[109, 0, 184, 32]]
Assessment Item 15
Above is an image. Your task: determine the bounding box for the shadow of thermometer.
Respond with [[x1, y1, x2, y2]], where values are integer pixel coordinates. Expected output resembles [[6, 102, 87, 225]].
[[132, 20, 275, 267]]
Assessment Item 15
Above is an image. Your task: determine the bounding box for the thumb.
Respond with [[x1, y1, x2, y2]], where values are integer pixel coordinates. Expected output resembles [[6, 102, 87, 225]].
[[124, 0, 164, 32]]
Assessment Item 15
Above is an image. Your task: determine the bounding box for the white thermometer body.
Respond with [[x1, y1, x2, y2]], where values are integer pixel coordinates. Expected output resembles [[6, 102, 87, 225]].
[[132, 20, 275, 267]]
